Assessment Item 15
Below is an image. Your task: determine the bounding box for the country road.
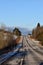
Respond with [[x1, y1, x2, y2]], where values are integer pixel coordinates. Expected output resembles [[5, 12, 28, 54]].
[[23, 36, 43, 65], [0, 36, 43, 65]]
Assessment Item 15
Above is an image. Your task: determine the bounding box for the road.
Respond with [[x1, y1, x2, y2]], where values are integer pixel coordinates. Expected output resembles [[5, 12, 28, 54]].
[[0, 36, 43, 65], [23, 36, 43, 65]]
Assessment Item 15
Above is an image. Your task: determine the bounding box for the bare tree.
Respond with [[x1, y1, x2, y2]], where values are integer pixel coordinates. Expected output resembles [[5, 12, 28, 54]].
[[0, 23, 6, 30]]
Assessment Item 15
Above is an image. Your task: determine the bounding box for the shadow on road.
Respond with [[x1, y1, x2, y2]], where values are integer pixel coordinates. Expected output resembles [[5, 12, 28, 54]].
[[14, 50, 28, 58], [40, 62, 43, 65]]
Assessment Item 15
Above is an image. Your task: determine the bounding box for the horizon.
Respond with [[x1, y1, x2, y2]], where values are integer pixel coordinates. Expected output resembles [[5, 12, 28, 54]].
[[0, 0, 43, 30]]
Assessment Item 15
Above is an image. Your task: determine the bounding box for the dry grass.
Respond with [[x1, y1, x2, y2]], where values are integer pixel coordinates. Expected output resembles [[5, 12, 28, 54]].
[[0, 30, 21, 50], [0, 31, 13, 49], [0, 34, 12, 49], [36, 33, 43, 45], [15, 36, 21, 44], [32, 25, 43, 46], [32, 33, 43, 46]]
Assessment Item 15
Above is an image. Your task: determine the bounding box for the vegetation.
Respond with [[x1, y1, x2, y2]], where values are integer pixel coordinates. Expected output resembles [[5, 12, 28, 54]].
[[37, 22, 40, 28], [32, 23, 43, 46], [13, 27, 21, 36], [0, 30, 13, 49], [0, 27, 21, 50], [36, 32, 43, 45]]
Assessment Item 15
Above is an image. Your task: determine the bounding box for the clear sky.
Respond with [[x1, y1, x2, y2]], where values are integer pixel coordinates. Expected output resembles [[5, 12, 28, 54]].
[[0, 0, 43, 30]]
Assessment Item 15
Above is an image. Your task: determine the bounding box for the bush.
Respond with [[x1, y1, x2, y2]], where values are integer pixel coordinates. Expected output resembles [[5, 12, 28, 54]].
[[0, 31, 13, 49], [36, 33, 43, 46]]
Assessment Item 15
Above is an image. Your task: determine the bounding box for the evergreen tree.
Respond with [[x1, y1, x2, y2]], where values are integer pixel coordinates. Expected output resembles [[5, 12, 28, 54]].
[[13, 28, 21, 36], [37, 23, 40, 28]]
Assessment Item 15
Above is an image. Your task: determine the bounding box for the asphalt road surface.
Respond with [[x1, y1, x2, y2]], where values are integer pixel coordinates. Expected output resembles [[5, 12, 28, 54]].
[[0, 36, 43, 65]]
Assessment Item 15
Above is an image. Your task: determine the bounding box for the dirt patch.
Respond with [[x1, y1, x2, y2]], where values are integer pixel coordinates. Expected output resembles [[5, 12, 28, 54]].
[[15, 36, 21, 44]]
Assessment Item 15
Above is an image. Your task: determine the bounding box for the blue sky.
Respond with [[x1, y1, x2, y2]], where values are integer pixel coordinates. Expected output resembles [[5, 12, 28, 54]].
[[0, 0, 43, 30]]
